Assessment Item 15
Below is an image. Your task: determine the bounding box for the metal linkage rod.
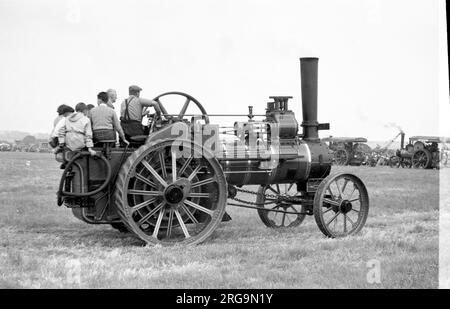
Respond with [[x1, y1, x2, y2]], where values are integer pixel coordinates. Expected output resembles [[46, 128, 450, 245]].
[[163, 114, 267, 117], [227, 202, 309, 215]]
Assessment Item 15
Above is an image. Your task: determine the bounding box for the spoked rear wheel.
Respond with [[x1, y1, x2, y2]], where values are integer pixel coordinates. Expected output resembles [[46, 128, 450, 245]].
[[412, 149, 432, 169], [313, 173, 369, 238], [115, 140, 227, 246], [256, 183, 306, 228]]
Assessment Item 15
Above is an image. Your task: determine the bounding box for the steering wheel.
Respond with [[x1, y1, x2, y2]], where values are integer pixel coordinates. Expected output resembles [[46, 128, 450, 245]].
[[152, 91, 210, 124]]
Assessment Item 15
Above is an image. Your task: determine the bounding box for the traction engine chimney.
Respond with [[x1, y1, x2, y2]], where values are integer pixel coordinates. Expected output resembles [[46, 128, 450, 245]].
[[300, 57, 320, 141]]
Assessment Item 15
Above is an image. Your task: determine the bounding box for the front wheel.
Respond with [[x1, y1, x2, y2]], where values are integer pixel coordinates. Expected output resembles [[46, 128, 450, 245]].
[[334, 149, 349, 166], [313, 173, 369, 238], [389, 155, 400, 168], [400, 158, 412, 168]]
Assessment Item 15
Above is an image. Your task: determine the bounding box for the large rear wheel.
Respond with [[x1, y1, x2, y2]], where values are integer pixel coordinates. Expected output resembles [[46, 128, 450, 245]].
[[412, 149, 432, 169], [115, 140, 227, 246]]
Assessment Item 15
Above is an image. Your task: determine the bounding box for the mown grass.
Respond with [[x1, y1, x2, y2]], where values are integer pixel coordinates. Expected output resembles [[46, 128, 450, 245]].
[[0, 152, 441, 288], [440, 169, 450, 288]]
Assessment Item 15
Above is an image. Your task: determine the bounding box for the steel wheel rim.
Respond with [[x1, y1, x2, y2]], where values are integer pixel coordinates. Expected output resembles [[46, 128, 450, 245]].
[[413, 150, 427, 168], [122, 141, 226, 245], [315, 174, 369, 238], [335, 150, 348, 166], [152, 92, 210, 124]]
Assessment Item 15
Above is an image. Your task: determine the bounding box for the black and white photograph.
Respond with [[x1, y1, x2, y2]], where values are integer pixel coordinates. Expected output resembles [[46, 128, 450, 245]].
[[0, 0, 448, 292]]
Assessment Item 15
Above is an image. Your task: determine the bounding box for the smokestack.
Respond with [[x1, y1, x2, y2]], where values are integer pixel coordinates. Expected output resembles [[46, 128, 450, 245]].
[[400, 132, 405, 149], [300, 57, 319, 141]]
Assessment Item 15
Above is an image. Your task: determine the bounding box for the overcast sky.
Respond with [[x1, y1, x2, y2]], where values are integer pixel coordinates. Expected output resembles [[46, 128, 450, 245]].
[[0, 0, 448, 140]]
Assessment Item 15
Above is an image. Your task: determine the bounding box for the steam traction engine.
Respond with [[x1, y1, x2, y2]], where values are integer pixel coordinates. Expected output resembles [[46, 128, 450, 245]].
[[322, 137, 369, 166], [392, 135, 449, 169], [57, 58, 369, 245]]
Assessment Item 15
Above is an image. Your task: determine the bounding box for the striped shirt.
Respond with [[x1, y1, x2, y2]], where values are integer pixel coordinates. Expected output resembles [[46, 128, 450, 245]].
[[120, 95, 160, 121], [89, 103, 125, 139]]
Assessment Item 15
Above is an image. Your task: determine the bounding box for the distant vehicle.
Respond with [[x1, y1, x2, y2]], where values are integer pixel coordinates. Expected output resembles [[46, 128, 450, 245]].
[[28, 144, 39, 152], [364, 131, 404, 167], [367, 151, 394, 167], [392, 135, 449, 169], [37, 142, 52, 153], [322, 137, 369, 166], [0, 142, 11, 151], [11, 142, 28, 152]]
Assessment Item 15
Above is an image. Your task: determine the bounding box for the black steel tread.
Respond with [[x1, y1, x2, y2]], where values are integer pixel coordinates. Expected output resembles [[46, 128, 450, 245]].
[[114, 141, 152, 240]]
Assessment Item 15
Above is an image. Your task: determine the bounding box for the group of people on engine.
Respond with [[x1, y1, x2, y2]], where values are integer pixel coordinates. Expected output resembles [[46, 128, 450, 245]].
[[50, 85, 162, 155]]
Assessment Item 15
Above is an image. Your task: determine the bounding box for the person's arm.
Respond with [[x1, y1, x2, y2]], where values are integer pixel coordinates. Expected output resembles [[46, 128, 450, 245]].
[[57, 119, 67, 145], [112, 111, 128, 144], [120, 100, 126, 119], [84, 119, 95, 155], [52, 117, 65, 138], [139, 98, 162, 114]]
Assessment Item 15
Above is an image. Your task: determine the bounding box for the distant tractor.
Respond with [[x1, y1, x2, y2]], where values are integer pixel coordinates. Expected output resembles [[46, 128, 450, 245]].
[[28, 144, 39, 152], [37, 141, 51, 153], [392, 135, 449, 169], [12, 141, 27, 152], [323, 137, 369, 166], [0, 142, 11, 151]]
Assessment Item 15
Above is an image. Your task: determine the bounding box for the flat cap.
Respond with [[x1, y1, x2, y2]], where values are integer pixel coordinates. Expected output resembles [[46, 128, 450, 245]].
[[129, 85, 142, 92]]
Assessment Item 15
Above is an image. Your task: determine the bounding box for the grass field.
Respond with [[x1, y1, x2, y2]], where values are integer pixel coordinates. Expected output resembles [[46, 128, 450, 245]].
[[0, 152, 441, 288]]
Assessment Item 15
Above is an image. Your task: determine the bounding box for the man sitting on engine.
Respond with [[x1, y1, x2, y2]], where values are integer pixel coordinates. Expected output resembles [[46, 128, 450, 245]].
[[57, 102, 96, 156], [120, 85, 162, 141], [90, 92, 129, 147]]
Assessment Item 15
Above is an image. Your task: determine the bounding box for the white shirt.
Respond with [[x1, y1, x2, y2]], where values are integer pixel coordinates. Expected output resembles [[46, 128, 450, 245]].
[[51, 117, 66, 138]]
